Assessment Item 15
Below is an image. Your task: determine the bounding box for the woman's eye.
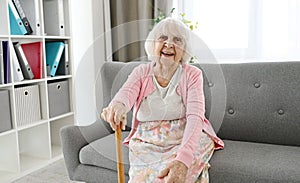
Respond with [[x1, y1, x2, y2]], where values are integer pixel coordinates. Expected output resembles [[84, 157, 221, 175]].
[[173, 37, 182, 44], [158, 35, 168, 41]]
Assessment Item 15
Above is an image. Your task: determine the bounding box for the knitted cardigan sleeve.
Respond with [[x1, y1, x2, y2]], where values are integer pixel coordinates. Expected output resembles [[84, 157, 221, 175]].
[[175, 67, 207, 168]]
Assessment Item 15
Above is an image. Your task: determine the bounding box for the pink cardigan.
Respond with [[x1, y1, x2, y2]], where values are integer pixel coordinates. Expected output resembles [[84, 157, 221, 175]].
[[110, 62, 224, 167]]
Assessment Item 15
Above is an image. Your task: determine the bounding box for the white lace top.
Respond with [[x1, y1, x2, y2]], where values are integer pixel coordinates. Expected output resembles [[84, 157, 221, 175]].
[[137, 65, 186, 121]]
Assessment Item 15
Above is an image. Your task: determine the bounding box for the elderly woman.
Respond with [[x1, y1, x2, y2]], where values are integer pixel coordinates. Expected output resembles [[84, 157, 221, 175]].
[[101, 17, 224, 183]]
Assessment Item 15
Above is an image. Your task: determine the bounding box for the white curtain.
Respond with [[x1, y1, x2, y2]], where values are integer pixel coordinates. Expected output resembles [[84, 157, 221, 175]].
[[176, 0, 300, 62]]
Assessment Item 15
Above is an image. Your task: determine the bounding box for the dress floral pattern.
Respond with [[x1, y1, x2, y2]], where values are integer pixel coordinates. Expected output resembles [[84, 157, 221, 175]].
[[128, 118, 215, 183]]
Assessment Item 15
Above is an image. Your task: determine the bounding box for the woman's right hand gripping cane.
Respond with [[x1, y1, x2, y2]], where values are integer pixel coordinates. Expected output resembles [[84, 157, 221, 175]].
[[101, 102, 127, 131]]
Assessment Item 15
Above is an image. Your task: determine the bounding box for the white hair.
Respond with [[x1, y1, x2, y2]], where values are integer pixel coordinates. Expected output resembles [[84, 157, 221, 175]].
[[144, 17, 192, 64]]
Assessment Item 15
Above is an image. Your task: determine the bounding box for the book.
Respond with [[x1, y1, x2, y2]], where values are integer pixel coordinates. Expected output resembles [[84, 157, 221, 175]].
[[56, 43, 69, 75], [2, 41, 10, 84], [0, 41, 4, 84], [8, 0, 28, 35], [17, 0, 41, 35], [43, 0, 65, 36], [46, 42, 65, 77], [10, 42, 24, 82], [12, 0, 33, 34], [20, 42, 42, 79], [14, 43, 34, 79]]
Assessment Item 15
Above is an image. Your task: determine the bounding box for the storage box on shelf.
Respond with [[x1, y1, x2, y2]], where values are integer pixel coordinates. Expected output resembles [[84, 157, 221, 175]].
[[0, 0, 74, 182], [48, 79, 70, 118], [14, 84, 45, 128], [0, 89, 13, 133]]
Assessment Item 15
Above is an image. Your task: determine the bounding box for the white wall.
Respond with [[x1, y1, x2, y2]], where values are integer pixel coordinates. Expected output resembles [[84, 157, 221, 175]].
[[70, 1, 106, 125]]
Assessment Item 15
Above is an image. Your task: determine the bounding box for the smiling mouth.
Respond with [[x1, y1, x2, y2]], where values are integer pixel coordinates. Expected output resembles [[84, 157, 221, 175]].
[[161, 51, 175, 57]]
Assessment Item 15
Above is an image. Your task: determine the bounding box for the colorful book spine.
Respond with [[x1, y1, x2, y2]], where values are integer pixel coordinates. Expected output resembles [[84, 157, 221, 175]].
[[0, 41, 4, 84]]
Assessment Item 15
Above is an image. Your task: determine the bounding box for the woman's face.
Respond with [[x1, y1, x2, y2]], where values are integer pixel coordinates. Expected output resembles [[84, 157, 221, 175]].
[[154, 32, 185, 64]]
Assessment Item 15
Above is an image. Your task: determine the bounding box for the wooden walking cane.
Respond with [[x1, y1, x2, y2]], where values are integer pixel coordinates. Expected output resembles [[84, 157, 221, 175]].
[[115, 124, 125, 183], [101, 111, 125, 183]]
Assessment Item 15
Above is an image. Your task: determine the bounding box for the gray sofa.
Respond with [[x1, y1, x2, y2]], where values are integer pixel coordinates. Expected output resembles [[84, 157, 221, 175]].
[[61, 61, 300, 183]]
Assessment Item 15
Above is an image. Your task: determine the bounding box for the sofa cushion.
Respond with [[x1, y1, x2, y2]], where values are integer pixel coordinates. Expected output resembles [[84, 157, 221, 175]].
[[210, 140, 300, 183], [216, 62, 300, 146], [79, 132, 130, 175]]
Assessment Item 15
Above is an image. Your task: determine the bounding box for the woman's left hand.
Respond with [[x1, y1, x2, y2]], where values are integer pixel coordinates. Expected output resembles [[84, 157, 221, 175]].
[[157, 160, 188, 183]]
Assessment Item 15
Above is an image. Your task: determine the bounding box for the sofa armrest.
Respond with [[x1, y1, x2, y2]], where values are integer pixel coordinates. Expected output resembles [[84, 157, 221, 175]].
[[60, 119, 112, 179]]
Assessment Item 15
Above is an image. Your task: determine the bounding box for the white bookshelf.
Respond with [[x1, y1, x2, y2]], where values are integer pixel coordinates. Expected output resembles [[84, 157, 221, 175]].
[[0, 0, 74, 182]]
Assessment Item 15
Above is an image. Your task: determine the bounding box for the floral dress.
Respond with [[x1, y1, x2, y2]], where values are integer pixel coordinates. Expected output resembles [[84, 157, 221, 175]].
[[128, 118, 214, 183], [128, 66, 215, 183]]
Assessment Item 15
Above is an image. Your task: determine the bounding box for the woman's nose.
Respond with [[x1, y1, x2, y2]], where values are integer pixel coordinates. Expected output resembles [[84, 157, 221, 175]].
[[164, 40, 174, 48]]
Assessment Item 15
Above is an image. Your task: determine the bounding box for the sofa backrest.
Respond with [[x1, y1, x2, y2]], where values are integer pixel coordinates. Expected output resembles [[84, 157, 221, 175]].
[[100, 61, 300, 146]]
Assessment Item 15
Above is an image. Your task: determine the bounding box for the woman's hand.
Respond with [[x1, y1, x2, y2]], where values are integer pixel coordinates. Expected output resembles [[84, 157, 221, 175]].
[[157, 160, 188, 183], [101, 102, 127, 131]]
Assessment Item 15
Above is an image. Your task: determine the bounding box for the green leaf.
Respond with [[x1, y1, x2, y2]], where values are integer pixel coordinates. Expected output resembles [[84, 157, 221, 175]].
[[170, 8, 175, 14]]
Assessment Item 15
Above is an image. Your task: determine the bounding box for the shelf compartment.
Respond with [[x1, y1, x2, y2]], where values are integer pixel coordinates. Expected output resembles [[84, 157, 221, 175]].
[[50, 115, 74, 158], [0, 133, 19, 174], [18, 123, 51, 171]]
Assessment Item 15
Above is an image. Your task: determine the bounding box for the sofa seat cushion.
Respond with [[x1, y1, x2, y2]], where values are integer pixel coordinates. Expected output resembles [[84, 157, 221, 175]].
[[210, 140, 300, 183], [79, 132, 130, 175]]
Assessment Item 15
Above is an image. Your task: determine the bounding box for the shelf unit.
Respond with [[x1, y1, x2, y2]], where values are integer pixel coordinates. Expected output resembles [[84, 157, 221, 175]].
[[0, 0, 74, 182]]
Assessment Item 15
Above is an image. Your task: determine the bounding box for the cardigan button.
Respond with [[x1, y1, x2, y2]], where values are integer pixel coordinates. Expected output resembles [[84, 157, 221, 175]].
[[254, 82, 260, 88], [228, 109, 234, 114], [208, 82, 214, 87]]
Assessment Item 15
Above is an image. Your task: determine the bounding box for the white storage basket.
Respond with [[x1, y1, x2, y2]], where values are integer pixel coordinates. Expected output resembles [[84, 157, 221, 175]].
[[15, 85, 41, 127]]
